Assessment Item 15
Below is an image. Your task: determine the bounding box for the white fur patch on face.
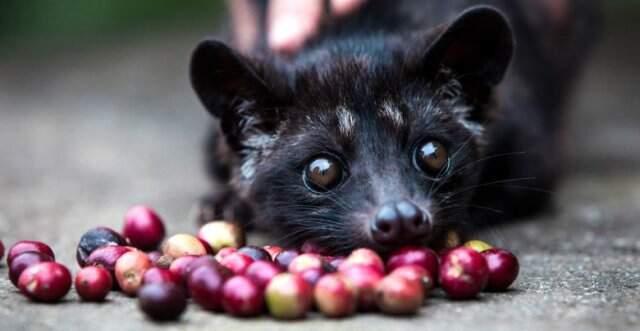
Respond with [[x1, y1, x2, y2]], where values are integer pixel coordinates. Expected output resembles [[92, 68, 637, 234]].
[[336, 106, 356, 137], [245, 133, 278, 153], [240, 156, 257, 180], [379, 100, 404, 127], [239, 132, 279, 181], [452, 105, 485, 137], [458, 118, 485, 137]]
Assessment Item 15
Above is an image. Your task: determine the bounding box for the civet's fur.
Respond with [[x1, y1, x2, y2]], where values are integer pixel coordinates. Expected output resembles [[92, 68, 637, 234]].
[[190, 0, 599, 253]]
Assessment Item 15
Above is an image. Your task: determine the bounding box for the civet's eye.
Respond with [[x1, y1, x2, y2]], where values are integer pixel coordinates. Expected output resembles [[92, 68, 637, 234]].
[[413, 140, 449, 177], [303, 155, 344, 192]]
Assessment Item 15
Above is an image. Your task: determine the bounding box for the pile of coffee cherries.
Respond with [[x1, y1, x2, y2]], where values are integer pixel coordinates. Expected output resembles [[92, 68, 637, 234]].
[[2, 205, 519, 321]]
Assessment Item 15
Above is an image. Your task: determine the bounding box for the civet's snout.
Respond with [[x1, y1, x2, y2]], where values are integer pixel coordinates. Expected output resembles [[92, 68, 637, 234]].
[[369, 200, 432, 246]]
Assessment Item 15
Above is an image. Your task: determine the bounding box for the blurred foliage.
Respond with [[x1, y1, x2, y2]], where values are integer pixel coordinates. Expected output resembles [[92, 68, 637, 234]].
[[0, 0, 637, 54], [0, 0, 226, 52]]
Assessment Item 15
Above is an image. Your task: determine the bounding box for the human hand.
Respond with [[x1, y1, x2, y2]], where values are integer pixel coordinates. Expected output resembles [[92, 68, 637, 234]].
[[228, 0, 367, 54], [267, 0, 367, 54]]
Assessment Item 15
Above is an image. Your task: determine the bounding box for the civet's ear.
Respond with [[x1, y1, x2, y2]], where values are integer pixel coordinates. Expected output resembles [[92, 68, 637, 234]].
[[190, 40, 282, 149], [422, 6, 514, 103], [190, 39, 273, 117]]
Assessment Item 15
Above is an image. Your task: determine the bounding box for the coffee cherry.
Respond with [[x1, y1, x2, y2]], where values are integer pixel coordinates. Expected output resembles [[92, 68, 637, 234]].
[[86, 245, 133, 286], [138, 283, 187, 321], [197, 221, 245, 253], [123, 206, 166, 251], [115, 251, 152, 296], [162, 234, 208, 259], [75, 266, 112, 301], [386, 246, 439, 280], [214, 247, 237, 262], [143, 267, 180, 286], [7, 240, 55, 265], [220, 252, 253, 275], [18, 262, 71, 302], [76, 227, 127, 267], [274, 250, 299, 270], [314, 273, 357, 318], [482, 248, 519, 291], [246, 260, 281, 290], [339, 265, 384, 310], [222, 275, 264, 316], [299, 267, 326, 286], [265, 273, 313, 319], [375, 274, 424, 315], [0, 240, 4, 262], [190, 255, 230, 274], [9, 251, 55, 287], [390, 265, 434, 293], [168, 255, 199, 286], [180, 255, 231, 291], [287, 253, 324, 274], [464, 240, 493, 253], [263, 245, 283, 260], [237, 245, 271, 262], [339, 248, 384, 274], [187, 264, 226, 311], [439, 247, 489, 299]]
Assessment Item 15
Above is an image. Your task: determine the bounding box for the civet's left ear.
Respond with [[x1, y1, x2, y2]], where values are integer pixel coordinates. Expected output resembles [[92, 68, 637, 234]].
[[422, 6, 514, 104], [190, 39, 285, 150], [190, 39, 274, 117]]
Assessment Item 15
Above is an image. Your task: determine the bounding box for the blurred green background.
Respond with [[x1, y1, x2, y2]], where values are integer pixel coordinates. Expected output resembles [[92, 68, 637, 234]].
[[0, 0, 226, 57], [0, 0, 637, 57]]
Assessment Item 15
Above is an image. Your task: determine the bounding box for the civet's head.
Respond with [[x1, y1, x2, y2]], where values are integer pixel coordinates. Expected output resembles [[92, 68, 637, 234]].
[[191, 6, 513, 253]]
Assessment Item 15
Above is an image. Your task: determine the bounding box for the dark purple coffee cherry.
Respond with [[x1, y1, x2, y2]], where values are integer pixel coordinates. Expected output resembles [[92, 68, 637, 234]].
[[7, 240, 55, 265], [188, 264, 226, 311], [168, 255, 199, 287], [9, 251, 55, 287], [237, 245, 271, 262], [138, 283, 187, 321], [76, 227, 127, 267], [274, 250, 299, 270]]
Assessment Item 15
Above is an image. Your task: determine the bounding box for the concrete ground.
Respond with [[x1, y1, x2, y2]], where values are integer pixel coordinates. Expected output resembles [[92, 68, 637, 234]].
[[1, 10, 640, 331]]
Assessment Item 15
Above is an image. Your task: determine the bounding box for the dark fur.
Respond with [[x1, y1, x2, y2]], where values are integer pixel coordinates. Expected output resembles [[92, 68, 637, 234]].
[[190, 0, 599, 253]]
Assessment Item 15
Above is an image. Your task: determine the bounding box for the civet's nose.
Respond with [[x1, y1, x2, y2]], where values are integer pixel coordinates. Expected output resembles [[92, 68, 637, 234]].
[[370, 200, 432, 246]]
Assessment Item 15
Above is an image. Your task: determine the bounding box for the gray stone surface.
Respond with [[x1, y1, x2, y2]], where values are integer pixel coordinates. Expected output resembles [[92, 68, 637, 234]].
[[1, 11, 640, 331]]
